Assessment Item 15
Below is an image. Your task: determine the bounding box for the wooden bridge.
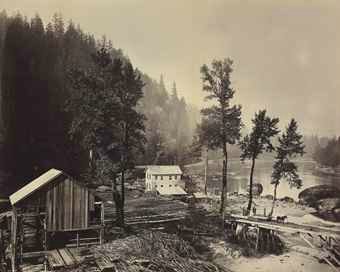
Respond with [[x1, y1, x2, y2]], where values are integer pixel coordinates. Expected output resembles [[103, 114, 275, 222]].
[[226, 214, 340, 271]]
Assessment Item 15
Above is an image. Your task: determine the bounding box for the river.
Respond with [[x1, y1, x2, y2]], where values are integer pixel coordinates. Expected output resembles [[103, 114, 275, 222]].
[[189, 159, 340, 201]]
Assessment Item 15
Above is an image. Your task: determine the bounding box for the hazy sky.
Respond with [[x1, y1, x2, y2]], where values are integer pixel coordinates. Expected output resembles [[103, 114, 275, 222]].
[[2, 0, 340, 136]]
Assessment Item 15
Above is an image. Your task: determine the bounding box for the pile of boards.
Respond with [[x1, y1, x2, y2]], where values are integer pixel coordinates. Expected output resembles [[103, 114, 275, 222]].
[[48, 247, 94, 270], [19, 263, 45, 272], [92, 231, 220, 272]]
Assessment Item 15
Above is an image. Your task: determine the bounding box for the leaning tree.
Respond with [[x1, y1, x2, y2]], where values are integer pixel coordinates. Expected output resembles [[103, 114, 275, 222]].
[[270, 118, 305, 216], [239, 110, 279, 215], [200, 59, 242, 215]]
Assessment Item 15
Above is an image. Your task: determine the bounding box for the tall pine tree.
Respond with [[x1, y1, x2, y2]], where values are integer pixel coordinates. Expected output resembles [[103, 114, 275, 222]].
[[239, 110, 279, 215], [270, 119, 305, 216], [199, 59, 242, 215]]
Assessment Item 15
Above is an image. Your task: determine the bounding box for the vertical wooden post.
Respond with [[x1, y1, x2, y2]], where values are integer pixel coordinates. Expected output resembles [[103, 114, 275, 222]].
[[19, 216, 23, 264], [100, 202, 104, 245], [43, 215, 47, 251], [11, 207, 17, 272], [264, 208, 266, 217], [76, 232, 79, 248], [43, 216, 47, 272], [255, 227, 260, 253], [0, 227, 4, 265], [70, 182, 73, 229]]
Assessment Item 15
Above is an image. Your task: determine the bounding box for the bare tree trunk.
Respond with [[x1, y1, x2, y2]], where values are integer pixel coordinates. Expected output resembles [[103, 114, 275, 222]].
[[112, 175, 119, 223], [246, 157, 256, 215], [120, 170, 125, 227], [204, 147, 208, 195], [220, 143, 228, 215], [112, 174, 124, 227], [269, 183, 278, 217]]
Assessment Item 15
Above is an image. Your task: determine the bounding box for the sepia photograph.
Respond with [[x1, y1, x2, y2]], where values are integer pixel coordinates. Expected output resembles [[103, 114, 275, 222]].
[[0, 0, 339, 271]]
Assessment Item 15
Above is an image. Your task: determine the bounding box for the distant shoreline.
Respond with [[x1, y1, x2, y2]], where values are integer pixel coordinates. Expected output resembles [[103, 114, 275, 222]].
[[313, 165, 340, 177]]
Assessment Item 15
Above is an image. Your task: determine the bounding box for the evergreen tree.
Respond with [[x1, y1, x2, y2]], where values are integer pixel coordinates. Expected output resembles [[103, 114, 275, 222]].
[[199, 59, 242, 215], [270, 119, 305, 216], [239, 110, 279, 215], [66, 46, 145, 226]]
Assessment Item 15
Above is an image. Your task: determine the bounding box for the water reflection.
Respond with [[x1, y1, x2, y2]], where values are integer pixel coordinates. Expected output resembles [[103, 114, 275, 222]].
[[206, 160, 340, 200]]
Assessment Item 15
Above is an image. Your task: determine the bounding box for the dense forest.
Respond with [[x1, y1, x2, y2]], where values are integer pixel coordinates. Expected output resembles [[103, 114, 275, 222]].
[[313, 136, 340, 168], [0, 11, 199, 193]]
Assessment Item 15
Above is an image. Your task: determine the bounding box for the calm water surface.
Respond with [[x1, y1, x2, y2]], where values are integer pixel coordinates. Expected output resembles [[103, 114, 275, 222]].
[[204, 160, 340, 200]]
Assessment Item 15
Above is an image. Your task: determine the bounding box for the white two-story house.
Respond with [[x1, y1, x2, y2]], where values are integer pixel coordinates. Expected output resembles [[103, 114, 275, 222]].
[[145, 165, 186, 195]]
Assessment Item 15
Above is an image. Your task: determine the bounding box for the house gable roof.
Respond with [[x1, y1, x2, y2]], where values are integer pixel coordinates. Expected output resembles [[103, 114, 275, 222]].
[[146, 165, 182, 175], [9, 168, 64, 206]]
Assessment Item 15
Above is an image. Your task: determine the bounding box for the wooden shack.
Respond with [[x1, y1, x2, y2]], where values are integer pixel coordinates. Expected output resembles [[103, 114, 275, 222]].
[[9, 168, 104, 272]]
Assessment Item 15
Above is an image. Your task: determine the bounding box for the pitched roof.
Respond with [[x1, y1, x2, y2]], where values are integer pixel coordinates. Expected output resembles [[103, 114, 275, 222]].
[[9, 168, 63, 206], [146, 165, 182, 175], [156, 185, 187, 196]]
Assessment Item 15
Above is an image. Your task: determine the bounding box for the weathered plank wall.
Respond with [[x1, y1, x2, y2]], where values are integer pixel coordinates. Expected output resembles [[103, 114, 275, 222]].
[[46, 178, 95, 231], [16, 176, 95, 231]]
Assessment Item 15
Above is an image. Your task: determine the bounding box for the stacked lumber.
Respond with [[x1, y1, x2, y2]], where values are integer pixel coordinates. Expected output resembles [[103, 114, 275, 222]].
[[47, 248, 88, 269], [93, 231, 220, 272], [48, 249, 65, 269], [95, 255, 114, 272], [19, 263, 44, 272], [22, 215, 40, 250]]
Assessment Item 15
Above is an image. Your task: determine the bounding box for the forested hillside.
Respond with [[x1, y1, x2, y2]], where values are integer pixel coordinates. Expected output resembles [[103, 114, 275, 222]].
[[0, 11, 199, 192]]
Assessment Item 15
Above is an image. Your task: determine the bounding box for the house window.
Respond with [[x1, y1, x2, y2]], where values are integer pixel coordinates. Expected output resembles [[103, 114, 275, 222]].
[[169, 184, 172, 187], [175, 184, 178, 187], [174, 175, 177, 180], [155, 185, 157, 188], [161, 176, 163, 180], [169, 175, 172, 180], [155, 175, 158, 180], [161, 184, 164, 188]]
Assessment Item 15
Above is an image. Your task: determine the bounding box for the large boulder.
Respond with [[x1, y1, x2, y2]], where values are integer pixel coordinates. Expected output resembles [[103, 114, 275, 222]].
[[263, 194, 274, 200], [316, 198, 340, 213], [298, 185, 340, 207], [280, 196, 295, 203]]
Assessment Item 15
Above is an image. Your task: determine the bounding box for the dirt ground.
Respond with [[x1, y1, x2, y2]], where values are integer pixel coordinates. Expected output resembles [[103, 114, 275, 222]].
[[184, 193, 338, 272], [95, 184, 338, 272]]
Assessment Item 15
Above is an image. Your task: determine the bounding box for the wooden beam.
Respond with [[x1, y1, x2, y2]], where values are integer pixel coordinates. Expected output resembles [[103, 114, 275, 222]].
[[48, 250, 65, 269], [43, 215, 47, 272], [47, 225, 102, 232], [85, 191, 88, 228], [100, 202, 104, 245], [76, 232, 79, 248], [299, 233, 339, 272], [255, 227, 260, 253], [70, 181, 73, 229], [22, 251, 46, 259], [11, 208, 17, 272], [228, 217, 340, 239]]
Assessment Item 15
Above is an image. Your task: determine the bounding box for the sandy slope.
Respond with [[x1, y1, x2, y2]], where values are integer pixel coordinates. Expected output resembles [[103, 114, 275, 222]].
[[218, 252, 334, 272]]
